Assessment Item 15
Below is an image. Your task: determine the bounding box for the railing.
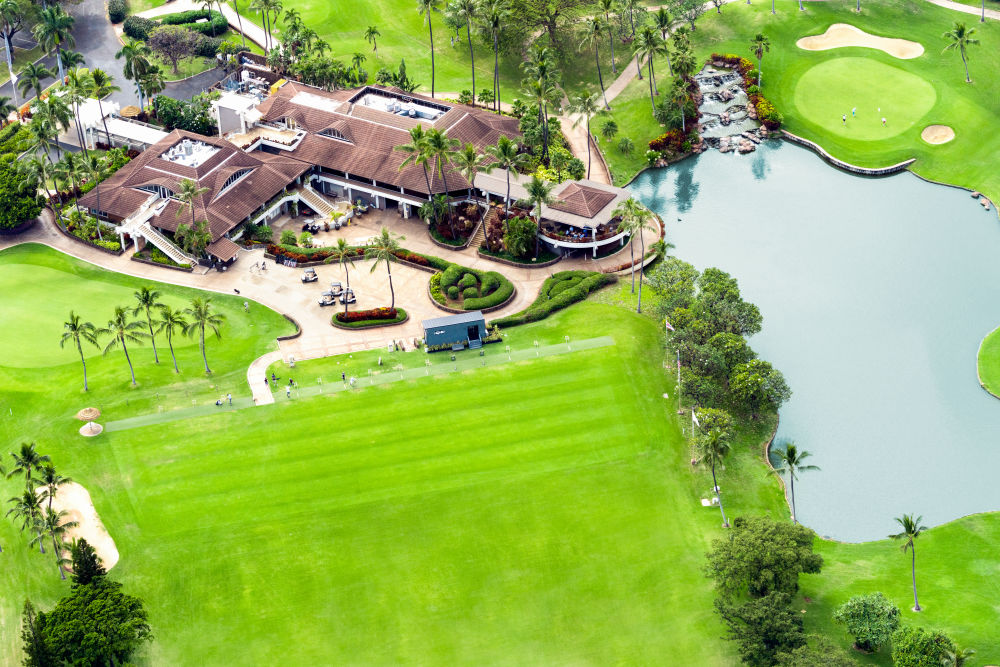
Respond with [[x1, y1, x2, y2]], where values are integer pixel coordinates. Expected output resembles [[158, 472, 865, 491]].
[[541, 227, 627, 245], [136, 222, 196, 265]]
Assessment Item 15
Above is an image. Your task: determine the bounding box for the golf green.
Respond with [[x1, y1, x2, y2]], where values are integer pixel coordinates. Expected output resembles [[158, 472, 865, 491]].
[[794, 57, 936, 141], [977, 325, 1000, 398]]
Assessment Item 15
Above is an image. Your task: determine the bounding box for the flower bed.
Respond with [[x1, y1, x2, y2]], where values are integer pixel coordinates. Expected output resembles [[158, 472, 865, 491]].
[[331, 307, 408, 329], [492, 271, 616, 328], [711, 53, 783, 130]]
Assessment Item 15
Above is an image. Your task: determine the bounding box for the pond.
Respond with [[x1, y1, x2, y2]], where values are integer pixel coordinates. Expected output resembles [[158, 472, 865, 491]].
[[629, 141, 1000, 542]]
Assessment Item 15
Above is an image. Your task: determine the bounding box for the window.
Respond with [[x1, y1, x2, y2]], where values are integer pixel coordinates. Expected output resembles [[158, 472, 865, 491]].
[[219, 169, 253, 196], [319, 127, 351, 143]]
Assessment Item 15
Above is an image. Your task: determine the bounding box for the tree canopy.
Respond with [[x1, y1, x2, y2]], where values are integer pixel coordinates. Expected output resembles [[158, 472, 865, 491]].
[[0, 153, 42, 230], [833, 592, 900, 652]]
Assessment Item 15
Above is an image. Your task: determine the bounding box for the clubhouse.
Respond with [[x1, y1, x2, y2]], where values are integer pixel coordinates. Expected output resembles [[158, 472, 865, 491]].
[[80, 82, 634, 266]]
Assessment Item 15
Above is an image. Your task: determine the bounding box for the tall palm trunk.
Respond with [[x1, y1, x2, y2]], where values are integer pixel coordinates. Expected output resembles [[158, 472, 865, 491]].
[[651, 59, 658, 96], [711, 463, 728, 527], [585, 117, 592, 179], [911, 549, 921, 610], [427, 15, 435, 97], [465, 21, 475, 105], [50, 533, 66, 579], [121, 336, 136, 385], [97, 97, 113, 148], [95, 182, 104, 240], [200, 326, 211, 374], [789, 475, 797, 523], [76, 337, 88, 391], [234, 0, 247, 49], [607, 21, 617, 74], [492, 35, 499, 113], [343, 264, 351, 314], [961, 48, 970, 82], [637, 228, 645, 313], [146, 314, 159, 363], [661, 31, 674, 76], [35, 523, 45, 553], [386, 263, 395, 309], [421, 164, 432, 201], [595, 45, 609, 109], [167, 331, 179, 373], [634, 52, 643, 80], [646, 60, 655, 111], [628, 236, 635, 292], [504, 171, 511, 221], [55, 45, 64, 82]]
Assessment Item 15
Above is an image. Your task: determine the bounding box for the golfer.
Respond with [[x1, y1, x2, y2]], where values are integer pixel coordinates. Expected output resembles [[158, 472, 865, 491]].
[[851, 107, 856, 117], [882, 117, 887, 126], [842, 114, 847, 125]]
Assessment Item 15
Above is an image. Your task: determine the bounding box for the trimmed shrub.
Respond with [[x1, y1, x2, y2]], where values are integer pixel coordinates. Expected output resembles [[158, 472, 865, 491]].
[[492, 271, 616, 327], [108, 0, 128, 24], [158, 9, 211, 24], [464, 280, 513, 310], [194, 35, 223, 58], [123, 15, 156, 40], [279, 229, 297, 245], [186, 13, 229, 35], [461, 286, 479, 300], [447, 285, 460, 300], [481, 271, 501, 294], [440, 264, 463, 289], [158, 9, 228, 35], [457, 272, 477, 289], [336, 307, 398, 323]]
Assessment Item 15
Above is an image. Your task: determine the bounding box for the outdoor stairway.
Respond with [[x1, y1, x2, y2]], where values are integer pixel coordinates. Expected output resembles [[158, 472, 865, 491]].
[[474, 208, 499, 248], [299, 184, 335, 217], [136, 221, 196, 265]]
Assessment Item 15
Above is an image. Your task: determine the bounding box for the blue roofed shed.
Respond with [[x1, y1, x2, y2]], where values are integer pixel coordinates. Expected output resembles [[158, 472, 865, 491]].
[[422, 311, 487, 351]]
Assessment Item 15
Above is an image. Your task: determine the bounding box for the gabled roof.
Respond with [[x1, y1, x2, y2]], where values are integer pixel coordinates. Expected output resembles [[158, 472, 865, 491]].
[[549, 183, 617, 219]]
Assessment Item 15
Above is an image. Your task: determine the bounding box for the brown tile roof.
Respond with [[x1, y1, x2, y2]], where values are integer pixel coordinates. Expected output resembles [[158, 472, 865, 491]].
[[206, 236, 240, 262], [549, 183, 617, 219]]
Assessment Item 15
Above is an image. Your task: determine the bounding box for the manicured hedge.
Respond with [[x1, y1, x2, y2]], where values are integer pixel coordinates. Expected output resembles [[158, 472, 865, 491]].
[[158, 9, 228, 35], [492, 271, 616, 328], [465, 279, 513, 310], [333, 307, 407, 328], [447, 285, 460, 300], [108, 0, 128, 23], [461, 286, 479, 299], [440, 264, 463, 289], [123, 15, 156, 40]]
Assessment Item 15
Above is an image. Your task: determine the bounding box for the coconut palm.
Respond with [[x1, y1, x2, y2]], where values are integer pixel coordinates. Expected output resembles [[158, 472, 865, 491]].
[[416, 0, 442, 98], [943, 22, 979, 83], [0, 0, 23, 103], [448, 0, 478, 105], [6, 488, 46, 553], [364, 25, 380, 57], [365, 227, 404, 309], [670, 78, 689, 133], [7, 442, 50, 488], [80, 154, 110, 236], [631, 203, 656, 313], [60, 311, 98, 391], [59, 48, 85, 72], [138, 64, 166, 106], [652, 8, 674, 76], [696, 428, 731, 527], [770, 440, 819, 524], [54, 152, 84, 206], [525, 173, 555, 258], [451, 142, 489, 200], [183, 297, 225, 375], [32, 507, 77, 579], [635, 26, 665, 108], [478, 0, 508, 113], [425, 128, 460, 225], [98, 306, 148, 386], [132, 287, 164, 364], [175, 219, 211, 256], [176, 178, 209, 228], [33, 6, 75, 82], [613, 197, 641, 293], [156, 305, 187, 374], [570, 92, 602, 179], [23, 156, 56, 208], [34, 463, 72, 515], [599, 0, 617, 74], [89, 69, 120, 149], [941, 647, 976, 667], [0, 94, 14, 125], [749, 33, 770, 87], [18, 61, 53, 102], [580, 17, 610, 110], [31, 93, 72, 161], [396, 124, 433, 200], [115, 37, 152, 109], [325, 238, 357, 314], [484, 134, 528, 220], [890, 513, 927, 611]]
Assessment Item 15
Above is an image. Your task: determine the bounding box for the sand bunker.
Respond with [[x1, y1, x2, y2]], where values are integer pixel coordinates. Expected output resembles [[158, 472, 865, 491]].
[[921, 125, 955, 144], [39, 482, 120, 570], [797, 24, 924, 59]]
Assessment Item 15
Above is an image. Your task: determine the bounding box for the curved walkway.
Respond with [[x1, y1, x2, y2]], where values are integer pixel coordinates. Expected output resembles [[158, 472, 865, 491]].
[[135, 0, 269, 49], [924, 0, 1000, 20]]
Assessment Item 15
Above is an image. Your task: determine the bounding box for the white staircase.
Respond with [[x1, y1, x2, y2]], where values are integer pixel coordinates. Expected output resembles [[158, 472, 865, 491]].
[[299, 184, 335, 217], [137, 221, 197, 265]]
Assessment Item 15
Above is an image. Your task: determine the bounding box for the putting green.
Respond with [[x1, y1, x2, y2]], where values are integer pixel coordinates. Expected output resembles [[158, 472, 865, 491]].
[[794, 57, 936, 141]]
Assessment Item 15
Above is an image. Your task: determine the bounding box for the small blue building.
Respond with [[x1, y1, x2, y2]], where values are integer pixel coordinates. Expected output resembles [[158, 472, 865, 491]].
[[422, 311, 487, 351]]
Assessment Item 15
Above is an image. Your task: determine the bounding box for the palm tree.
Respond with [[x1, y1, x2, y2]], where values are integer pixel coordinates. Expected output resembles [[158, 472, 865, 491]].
[[750, 33, 770, 88], [770, 440, 819, 524], [570, 93, 602, 179], [396, 124, 434, 200], [416, 0, 442, 97], [18, 62, 53, 102], [133, 287, 164, 364], [599, 0, 617, 74], [0, 0, 22, 103], [6, 488, 46, 553], [652, 8, 674, 76], [98, 306, 148, 386], [115, 38, 151, 109], [7, 442, 50, 488], [451, 142, 488, 200], [525, 173, 555, 258], [478, 0, 508, 113], [614, 197, 641, 293], [183, 297, 225, 374], [32, 507, 77, 579], [580, 17, 610, 110], [448, 0, 477, 105], [943, 22, 979, 83], [425, 128, 460, 228], [364, 25, 380, 57], [156, 305, 187, 374], [696, 428, 731, 527], [485, 135, 528, 220], [33, 6, 75, 82], [231, 0, 247, 50], [175, 219, 211, 256], [671, 78, 689, 133], [0, 94, 13, 125], [138, 65, 166, 107], [89, 69, 120, 149], [326, 238, 357, 315], [59, 48, 85, 72], [23, 156, 56, 209], [890, 514, 927, 611], [635, 27, 665, 109], [176, 178, 209, 228], [631, 204, 656, 313], [80, 154, 110, 234], [35, 463, 72, 515], [54, 152, 84, 206], [941, 647, 976, 667], [365, 227, 404, 309], [60, 311, 98, 391]]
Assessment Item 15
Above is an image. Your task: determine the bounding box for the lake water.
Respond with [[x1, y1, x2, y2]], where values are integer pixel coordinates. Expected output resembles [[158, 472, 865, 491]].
[[629, 141, 1000, 542]]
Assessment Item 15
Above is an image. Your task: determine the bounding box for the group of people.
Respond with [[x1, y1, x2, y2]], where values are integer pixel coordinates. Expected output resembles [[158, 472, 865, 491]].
[[842, 106, 887, 127]]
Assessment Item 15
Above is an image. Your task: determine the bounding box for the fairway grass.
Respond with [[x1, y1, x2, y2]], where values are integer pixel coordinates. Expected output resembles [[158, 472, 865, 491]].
[[977, 325, 1000, 398], [794, 57, 936, 140], [2, 247, 1000, 662]]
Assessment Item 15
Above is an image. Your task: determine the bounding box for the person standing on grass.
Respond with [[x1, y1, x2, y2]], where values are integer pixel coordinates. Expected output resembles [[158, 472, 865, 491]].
[[842, 114, 846, 125], [227, 393, 232, 406], [882, 117, 887, 126], [851, 106, 856, 117], [286, 385, 291, 398]]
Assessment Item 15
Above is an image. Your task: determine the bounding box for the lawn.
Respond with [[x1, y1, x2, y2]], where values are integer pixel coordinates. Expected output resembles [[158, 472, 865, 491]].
[[977, 325, 1000, 398], [1, 245, 999, 662], [150, 30, 262, 82]]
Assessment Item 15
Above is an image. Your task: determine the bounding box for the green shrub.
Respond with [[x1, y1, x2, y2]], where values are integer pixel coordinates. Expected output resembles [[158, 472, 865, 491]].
[[108, 0, 128, 23], [279, 229, 297, 245], [746, 84, 760, 95], [440, 264, 463, 289], [195, 35, 223, 58], [457, 272, 477, 289], [492, 271, 615, 327], [481, 271, 502, 295], [123, 15, 156, 40], [157, 8, 211, 24], [447, 285, 460, 300], [465, 280, 513, 310], [158, 9, 228, 35], [429, 272, 444, 301], [461, 286, 479, 300]]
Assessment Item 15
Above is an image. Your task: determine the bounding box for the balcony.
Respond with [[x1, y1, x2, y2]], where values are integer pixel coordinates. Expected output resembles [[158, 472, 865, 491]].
[[226, 124, 306, 151]]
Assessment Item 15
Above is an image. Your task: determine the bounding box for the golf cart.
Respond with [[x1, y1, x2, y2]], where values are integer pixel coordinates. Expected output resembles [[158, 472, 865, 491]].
[[340, 288, 356, 305], [301, 268, 318, 283], [318, 293, 337, 307], [329, 282, 343, 296]]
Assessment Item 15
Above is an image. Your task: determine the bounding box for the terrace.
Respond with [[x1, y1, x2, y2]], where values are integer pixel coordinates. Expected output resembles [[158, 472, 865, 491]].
[[226, 122, 307, 151]]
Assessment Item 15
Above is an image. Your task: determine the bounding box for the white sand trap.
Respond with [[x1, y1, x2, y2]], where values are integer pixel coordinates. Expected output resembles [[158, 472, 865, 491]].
[[797, 24, 924, 59], [38, 482, 120, 570], [921, 124, 955, 144]]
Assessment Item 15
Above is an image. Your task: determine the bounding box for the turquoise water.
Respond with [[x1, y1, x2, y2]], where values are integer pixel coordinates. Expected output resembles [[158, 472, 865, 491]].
[[630, 141, 1000, 542]]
